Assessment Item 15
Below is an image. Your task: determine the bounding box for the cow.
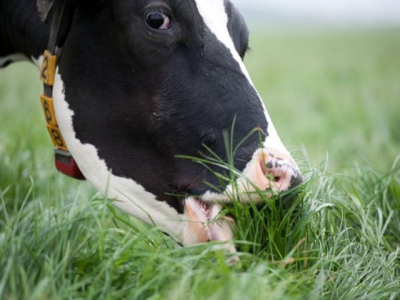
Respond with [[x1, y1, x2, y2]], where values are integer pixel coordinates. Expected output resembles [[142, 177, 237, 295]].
[[0, 0, 302, 251]]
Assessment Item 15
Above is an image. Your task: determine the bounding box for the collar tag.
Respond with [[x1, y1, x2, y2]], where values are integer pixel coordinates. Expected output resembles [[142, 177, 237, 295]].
[[40, 50, 57, 86]]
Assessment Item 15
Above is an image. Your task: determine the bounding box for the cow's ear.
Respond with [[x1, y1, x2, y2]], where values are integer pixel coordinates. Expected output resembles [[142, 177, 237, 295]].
[[37, 0, 54, 22]]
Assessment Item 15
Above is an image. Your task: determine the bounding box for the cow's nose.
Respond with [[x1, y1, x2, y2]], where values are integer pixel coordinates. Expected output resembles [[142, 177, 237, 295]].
[[241, 148, 303, 195]]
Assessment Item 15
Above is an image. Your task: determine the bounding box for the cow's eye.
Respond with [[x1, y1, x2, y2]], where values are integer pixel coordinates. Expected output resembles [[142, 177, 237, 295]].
[[146, 12, 171, 30]]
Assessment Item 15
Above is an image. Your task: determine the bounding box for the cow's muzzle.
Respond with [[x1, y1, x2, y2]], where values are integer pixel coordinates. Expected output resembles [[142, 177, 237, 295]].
[[182, 148, 303, 252]]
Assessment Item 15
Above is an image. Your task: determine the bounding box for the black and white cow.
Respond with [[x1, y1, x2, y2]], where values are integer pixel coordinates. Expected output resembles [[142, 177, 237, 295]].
[[0, 0, 302, 249]]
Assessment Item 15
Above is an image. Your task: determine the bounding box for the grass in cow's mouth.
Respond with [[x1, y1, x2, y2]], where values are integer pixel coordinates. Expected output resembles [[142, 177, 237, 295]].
[[223, 187, 306, 258], [1, 29, 400, 299]]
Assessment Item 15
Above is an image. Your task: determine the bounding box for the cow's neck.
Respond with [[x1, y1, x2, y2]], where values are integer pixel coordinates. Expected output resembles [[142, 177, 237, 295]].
[[0, 0, 49, 65]]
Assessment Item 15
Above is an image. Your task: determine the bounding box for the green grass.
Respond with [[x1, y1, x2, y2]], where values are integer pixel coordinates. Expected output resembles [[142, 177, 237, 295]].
[[1, 29, 400, 299]]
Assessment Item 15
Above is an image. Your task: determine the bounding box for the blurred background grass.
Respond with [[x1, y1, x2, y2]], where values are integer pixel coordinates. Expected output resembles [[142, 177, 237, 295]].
[[246, 29, 400, 173]]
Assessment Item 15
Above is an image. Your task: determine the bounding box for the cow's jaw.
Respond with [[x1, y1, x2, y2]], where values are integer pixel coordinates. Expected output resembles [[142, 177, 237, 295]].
[[51, 69, 187, 242], [51, 65, 244, 253], [52, 67, 236, 249]]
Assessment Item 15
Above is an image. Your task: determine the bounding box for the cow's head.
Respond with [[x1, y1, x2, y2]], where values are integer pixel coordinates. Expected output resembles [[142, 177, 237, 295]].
[[40, 0, 302, 247]]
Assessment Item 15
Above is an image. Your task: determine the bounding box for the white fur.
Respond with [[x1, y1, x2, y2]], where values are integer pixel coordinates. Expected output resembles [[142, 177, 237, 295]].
[[31, 56, 43, 69]]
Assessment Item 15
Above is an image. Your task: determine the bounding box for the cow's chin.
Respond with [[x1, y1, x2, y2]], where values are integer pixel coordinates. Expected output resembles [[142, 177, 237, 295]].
[[183, 197, 237, 253]]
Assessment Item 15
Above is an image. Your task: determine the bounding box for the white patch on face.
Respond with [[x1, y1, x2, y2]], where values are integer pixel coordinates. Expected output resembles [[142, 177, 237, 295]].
[[193, 0, 288, 155], [52, 70, 185, 242], [0, 53, 28, 67]]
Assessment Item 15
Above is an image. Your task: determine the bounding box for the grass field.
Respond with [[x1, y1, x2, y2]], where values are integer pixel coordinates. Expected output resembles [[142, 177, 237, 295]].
[[1, 29, 400, 299]]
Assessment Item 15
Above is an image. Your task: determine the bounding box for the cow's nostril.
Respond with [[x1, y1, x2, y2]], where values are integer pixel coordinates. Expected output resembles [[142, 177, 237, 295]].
[[239, 148, 302, 199], [258, 149, 302, 192]]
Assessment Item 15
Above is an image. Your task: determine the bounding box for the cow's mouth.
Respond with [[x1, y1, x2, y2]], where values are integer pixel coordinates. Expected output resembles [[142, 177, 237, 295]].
[[184, 197, 236, 252]]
